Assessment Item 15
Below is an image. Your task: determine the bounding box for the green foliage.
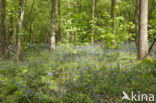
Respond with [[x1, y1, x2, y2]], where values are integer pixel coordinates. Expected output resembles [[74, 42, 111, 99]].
[[0, 44, 155, 103], [140, 58, 156, 77], [149, 9, 156, 39], [4, 0, 155, 47]]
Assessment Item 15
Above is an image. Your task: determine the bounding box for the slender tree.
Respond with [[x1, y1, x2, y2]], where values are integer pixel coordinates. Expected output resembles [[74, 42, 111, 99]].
[[135, 0, 139, 47], [57, 0, 61, 43], [50, 0, 56, 52], [138, 0, 148, 60], [66, 0, 70, 44], [29, 0, 35, 44], [91, 0, 95, 44], [111, 0, 116, 29], [8, 14, 13, 46], [0, 0, 6, 59], [78, 0, 82, 13], [16, 0, 26, 61], [7, 12, 14, 58], [66, 0, 73, 43], [13, 24, 17, 45]]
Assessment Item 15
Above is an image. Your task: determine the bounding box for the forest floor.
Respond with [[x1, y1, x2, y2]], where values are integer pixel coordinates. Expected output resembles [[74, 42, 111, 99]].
[[0, 43, 156, 103]]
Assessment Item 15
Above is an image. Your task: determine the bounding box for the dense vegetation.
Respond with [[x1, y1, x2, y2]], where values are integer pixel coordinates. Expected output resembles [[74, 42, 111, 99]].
[[0, 44, 156, 103], [0, 0, 156, 103]]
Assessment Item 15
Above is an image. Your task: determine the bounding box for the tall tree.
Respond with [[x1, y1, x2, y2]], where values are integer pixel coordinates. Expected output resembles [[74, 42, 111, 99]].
[[135, 0, 139, 47], [7, 12, 14, 58], [78, 0, 82, 13], [138, 0, 148, 60], [50, 0, 56, 52], [16, 0, 26, 61], [57, 0, 61, 43], [111, 0, 116, 29], [66, 0, 70, 44], [0, 0, 6, 59], [28, 0, 35, 44], [91, 0, 95, 44]]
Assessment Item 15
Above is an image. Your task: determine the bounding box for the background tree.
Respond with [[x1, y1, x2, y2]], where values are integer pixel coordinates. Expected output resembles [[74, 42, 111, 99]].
[[28, 0, 35, 44], [0, 0, 6, 59], [16, 0, 26, 61], [57, 0, 61, 43], [111, 0, 116, 29], [91, 0, 95, 44], [135, 0, 139, 47], [138, 0, 148, 60], [50, 0, 56, 52]]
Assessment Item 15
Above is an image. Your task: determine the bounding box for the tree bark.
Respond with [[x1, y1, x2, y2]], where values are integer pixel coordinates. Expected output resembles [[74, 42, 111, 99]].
[[91, 0, 95, 44], [13, 25, 17, 45], [50, 0, 56, 52], [138, 0, 148, 60], [135, 0, 140, 47], [111, 0, 116, 29], [57, 0, 61, 43], [0, 0, 6, 59], [8, 15, 14, 44], [78, 0, 82, 13], [66, 0, 70, 44], [7, 13, 14, 58], [16, 0, 26, 61], [29, 0, 35, 44]]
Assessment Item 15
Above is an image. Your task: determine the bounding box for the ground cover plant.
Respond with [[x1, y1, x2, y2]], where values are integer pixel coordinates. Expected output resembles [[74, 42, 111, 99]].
[[0, 43, 155, 103]]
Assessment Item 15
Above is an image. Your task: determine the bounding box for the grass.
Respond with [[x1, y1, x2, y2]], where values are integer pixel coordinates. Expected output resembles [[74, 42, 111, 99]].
[[0, 43, 156, 103]]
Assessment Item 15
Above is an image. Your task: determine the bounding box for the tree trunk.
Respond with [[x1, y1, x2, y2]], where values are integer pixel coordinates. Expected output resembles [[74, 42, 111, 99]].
[[66, 0, 70, 44], [8, 15, 14, 45], [135, 0, 139, 47], [0, 0, 6, 59], [29, 0, 35, 44], [7, 14, 14, 58], [50, 0, 56, 52], [138, 0, 148, 60], [16, 0, 26, 61], [111, 0, 116, 29], [13, 25, 17, 45], [57, 0, 61, 43], [78, 0, 82, 13], [91, 0, 95, 44]]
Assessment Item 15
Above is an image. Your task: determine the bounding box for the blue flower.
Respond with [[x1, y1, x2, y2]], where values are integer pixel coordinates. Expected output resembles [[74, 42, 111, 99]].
[[113, 73, 117, 77], [92, 92, 96, 97], [23, 61, 27, 66], [48, 72, 53, 76], [41, 90, 46, 93], [117, 80, 120, 84], [60, 58, 64, 61], [40, 98, 45, 102], [27, 89, 32, 93], [39, 94, 43, 97], [60, 94, 65, 98], [97, 94, 101, 101], [100, 101, 105, 103], [52, 90, 56, 94], [87, 66, 91, 70], [88, 84, 93, 89]]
